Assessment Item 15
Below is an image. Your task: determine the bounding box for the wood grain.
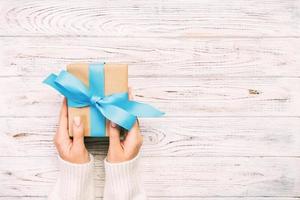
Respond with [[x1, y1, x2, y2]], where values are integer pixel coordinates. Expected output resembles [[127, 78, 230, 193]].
[[1, 37, 300, 78], [0, 156, 299, 197], [0, 76, 299, 117], [0, 0, 299, 37], [1, 198, 299, 200], [1, 0, 300, 198], [1, 117, 300, 157]]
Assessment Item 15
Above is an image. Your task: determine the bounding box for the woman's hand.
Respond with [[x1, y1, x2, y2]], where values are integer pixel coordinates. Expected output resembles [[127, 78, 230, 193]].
[[107, 88, 143, 163], [54, 98, 90, 164]]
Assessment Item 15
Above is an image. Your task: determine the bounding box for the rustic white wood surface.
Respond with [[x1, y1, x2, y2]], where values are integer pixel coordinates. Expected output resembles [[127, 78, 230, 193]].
[[0, 0, 300, 199]]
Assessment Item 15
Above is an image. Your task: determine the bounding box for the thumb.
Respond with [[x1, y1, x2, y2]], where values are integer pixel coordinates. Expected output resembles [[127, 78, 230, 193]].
[[108, 121, 122, 151], [72, 116, 85, 147]]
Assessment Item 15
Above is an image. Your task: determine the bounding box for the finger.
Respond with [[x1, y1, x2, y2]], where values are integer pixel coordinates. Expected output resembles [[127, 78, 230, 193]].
[[59, 98, 68, 129], [128, 118, 140, 136], [72, 116, 85, 148], [123, 119, 142, 148], [108, 121, 123, 151], [56, 98, 70, 141], [127, 88, 140, 136], [128, 87, 134, 100]]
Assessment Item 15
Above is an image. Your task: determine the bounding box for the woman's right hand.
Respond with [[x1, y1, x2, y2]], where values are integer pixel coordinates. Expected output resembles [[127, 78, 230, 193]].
[[107, 88, 143, 163]]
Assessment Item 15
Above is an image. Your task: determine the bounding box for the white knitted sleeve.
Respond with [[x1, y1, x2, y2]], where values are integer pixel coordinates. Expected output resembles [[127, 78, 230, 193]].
[[103, 153, 147, 200], [48, 154, 95, 200], [48, 153, 146, 200]]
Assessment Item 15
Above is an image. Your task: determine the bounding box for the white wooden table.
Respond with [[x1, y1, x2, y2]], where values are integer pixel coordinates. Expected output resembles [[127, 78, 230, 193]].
[[0, 0, 299, 199]]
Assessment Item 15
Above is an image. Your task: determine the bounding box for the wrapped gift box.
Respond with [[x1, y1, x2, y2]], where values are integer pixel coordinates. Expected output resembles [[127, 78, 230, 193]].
[[67, 63, 128, 137], [43, 62, 164, 138]]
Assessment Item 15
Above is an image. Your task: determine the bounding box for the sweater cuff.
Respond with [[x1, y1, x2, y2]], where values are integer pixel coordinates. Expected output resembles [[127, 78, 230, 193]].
[[49, 154, 95, 200], [103, 154, 146, 200]]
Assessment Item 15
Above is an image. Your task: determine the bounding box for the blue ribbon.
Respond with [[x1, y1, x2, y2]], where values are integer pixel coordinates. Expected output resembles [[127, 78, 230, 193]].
[[43, 63, 164, 136]]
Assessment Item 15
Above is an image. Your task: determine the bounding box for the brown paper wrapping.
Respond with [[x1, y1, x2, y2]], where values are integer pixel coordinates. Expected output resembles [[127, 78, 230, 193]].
[[66, 63, 128, 137]]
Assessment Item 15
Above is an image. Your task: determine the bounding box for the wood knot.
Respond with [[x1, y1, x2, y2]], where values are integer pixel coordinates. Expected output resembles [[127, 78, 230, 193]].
[[12, 133, 28, 138], [248, 89, 260, 95]]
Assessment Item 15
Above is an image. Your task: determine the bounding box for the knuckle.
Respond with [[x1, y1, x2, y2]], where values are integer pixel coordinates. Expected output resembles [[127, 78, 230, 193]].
[[73, 127, 84, 136]]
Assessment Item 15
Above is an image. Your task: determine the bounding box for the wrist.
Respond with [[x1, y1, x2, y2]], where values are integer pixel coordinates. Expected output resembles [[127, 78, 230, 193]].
[[58, 152, 92, 167], [59, 148, 90, 164]]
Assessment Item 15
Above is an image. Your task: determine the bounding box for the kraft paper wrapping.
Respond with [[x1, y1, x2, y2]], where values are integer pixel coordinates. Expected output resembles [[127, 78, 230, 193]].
[[66, 63, 128, 137]]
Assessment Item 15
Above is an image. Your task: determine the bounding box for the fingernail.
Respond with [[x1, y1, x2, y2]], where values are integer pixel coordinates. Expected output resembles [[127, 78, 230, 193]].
[[111, 122, 117, 128], [73, 116, 81, 127]]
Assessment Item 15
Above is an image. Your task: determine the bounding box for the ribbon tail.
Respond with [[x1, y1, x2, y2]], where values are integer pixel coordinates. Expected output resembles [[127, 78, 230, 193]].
[[95, 103, 137, 130], [103, 92, 164, 117], [115, 100, 165, 117]]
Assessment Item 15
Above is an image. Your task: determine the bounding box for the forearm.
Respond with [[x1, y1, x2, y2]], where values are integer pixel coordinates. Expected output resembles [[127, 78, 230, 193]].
[[48, 154, 95, 200], [103, 153, 147, 200], [48, 153, 146, 200]]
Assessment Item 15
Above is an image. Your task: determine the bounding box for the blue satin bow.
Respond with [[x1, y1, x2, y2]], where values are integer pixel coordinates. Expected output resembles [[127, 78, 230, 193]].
[[43, 63, 164, 136]]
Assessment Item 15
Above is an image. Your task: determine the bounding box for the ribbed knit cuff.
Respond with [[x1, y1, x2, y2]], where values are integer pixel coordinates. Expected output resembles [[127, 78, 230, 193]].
[[103, 154, 146, 200], [50, 154, 95, 200]]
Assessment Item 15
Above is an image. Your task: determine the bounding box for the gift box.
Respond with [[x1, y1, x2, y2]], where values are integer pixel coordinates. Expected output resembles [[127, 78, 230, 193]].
[[43, 63, 164, 137], [67, 63, 128, 137]]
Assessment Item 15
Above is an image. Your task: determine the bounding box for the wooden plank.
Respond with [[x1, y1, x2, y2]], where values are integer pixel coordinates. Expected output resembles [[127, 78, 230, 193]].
[[1, 37, 300, 77], [0, 76, 299, 117], [0, 196, 299, 200], [0, 156, 299, 197], [149, 199, 300, 200], [1, 1, 299, 198], [1, 117, 300, 157], [0, 0, 299, 37], [1, 198, 299, 200], [1, 198, 300, 200]]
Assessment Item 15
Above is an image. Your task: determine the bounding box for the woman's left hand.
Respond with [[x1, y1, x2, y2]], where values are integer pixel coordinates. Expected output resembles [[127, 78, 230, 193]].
[[54, 98, 90, 164]]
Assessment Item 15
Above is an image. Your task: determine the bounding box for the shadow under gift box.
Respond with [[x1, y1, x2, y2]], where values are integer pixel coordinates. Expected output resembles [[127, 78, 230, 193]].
[[67, 63, 128, 137]]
